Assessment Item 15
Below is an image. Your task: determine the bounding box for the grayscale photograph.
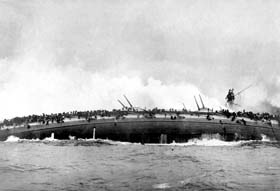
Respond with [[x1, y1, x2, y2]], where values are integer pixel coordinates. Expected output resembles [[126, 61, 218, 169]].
[[0, 0, 280, 190]]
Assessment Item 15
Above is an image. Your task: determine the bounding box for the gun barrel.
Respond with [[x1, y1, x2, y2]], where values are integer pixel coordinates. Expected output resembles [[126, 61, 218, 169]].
[[123, 95, 133, 108], [194, 96, 201, 111], [118, 100, 127, 108], [199, 94, 205, 109]]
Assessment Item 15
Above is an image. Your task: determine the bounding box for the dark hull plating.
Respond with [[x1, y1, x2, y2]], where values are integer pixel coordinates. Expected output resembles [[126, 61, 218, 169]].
[[1, 118, 280, 143]]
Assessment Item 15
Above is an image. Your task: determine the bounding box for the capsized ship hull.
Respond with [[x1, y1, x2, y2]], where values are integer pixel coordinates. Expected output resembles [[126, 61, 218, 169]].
[[1, 116, 280, 143]]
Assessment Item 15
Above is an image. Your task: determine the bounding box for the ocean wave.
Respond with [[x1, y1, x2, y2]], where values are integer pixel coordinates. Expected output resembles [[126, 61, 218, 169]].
[[145, 139, 246, 147], [3, 134, 278, 147], [152, 183, 171, 189], [4, 135, 21, 142], [3, 135, 140, 146], [147, 134, 277, 147]]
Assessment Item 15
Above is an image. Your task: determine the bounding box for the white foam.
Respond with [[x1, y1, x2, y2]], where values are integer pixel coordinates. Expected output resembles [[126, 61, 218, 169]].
[[149, 139, 243, 147], [4, 135, 42, 142], [4, 135, 20, 142], [152, 183, 171, 189], [3, 135, 135, 144], [105, 140, 140, 145], [176, 138, 243, 146], [261, 134, 272, 142], [148, 134, 251, 147], [69, 135, 76, 140], [43, 133, 58, 141], [3, 134, 274, 146], [76, 138, 141, 145]]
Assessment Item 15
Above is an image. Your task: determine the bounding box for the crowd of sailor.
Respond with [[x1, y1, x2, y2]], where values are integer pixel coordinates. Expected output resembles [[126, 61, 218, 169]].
[[0, 108, 279, 129], [221, 109, 277, 122], [0, 110, 113, 128]]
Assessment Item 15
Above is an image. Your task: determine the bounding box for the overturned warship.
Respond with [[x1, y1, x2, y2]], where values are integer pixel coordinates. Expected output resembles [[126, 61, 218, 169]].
[[0, 92, 280, 143]]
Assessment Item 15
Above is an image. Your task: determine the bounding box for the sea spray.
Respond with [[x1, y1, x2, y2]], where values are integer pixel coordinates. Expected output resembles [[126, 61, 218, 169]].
[[43, 133, 57, 141], [152, 183, 171, 189], [4, 135, 20, 142], [2, 134, 275, 147], [147, 134, 252, 147], [261, 134, 273, 142]]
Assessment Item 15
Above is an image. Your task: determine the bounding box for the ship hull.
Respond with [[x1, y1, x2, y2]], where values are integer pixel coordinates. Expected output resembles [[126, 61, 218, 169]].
[[1, 118, 280, 143]]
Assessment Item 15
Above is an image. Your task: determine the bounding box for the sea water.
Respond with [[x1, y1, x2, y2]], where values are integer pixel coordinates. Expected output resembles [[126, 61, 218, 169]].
[[0, 136, 280, 191]]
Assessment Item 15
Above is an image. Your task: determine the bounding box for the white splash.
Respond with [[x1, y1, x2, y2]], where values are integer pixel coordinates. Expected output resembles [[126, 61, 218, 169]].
[[105, 140, 140, 145], [152, 183, 171, 189], [148, 134, 254, 147], [175, 138, 243, 146], [146, 134, 244, 147], [69, 135, 76, 140], [4, 135, 20, 142], [261, 134, 272, 142], [43, 133, 57, 141], [77, 138, 141, 145]]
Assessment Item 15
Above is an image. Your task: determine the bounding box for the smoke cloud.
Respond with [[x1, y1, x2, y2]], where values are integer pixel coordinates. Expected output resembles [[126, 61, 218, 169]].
[[0, 0, 280, 119]]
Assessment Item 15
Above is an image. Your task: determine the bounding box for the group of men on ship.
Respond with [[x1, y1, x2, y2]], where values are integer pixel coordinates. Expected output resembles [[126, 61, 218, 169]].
[[0, 88, 278, 129]]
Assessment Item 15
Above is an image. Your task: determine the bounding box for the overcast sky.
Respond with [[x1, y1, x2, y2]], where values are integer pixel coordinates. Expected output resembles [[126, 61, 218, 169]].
[[0, 0, 280, 119]]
